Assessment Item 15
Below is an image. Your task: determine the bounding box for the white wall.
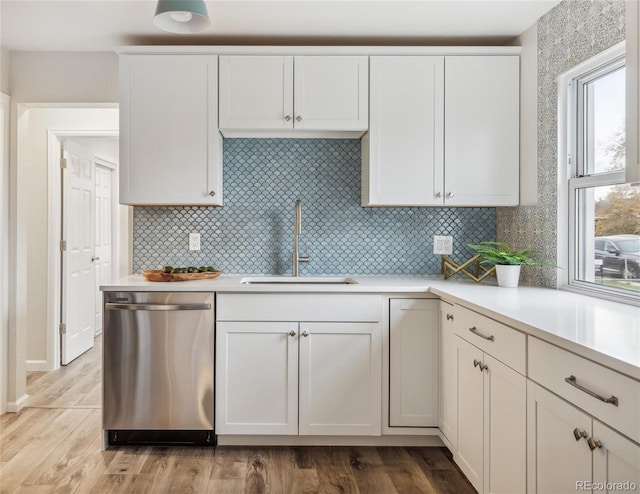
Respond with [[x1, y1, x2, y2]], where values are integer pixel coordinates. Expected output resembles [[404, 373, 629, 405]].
[[10, 51, 118, 103], [516, 22, 539, 206], [18, 108, 118, 368], [1, 48, 9, 96], [0, 93, 10, 413]]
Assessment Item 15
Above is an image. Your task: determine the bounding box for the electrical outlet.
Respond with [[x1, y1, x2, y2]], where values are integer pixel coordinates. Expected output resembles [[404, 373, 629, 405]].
[[189, 232, 201, 251], [433, 235, 453, 255]]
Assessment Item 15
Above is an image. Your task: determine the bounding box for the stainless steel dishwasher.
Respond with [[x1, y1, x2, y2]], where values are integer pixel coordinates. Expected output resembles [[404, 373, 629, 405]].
[[103, 291, 214, 445]]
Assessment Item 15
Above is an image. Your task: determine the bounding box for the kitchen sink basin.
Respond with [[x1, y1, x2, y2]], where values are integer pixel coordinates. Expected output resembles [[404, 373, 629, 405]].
[[241, 276, 358, 285]]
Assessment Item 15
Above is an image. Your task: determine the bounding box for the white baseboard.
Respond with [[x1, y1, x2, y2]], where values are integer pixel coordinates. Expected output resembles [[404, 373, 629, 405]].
[[6, 393, 29, 412], [217, 434, 444, 447], [26, 360, 51, 371]]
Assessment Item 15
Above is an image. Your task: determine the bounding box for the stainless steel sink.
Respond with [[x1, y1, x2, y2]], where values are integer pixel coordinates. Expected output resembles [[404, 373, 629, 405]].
[[241, 276, 358, 285]]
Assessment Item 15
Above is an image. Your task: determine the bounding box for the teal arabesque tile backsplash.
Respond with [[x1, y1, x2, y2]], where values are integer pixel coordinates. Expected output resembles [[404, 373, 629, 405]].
[[133, 139, 496, 274]]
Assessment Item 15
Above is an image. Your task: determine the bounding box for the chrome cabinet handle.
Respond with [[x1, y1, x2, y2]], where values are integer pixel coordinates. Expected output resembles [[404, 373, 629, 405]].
[[288, 330, 296, 337], [301, 330, 309, 337], [446, 313, 454, 321], [587, 437, 602, 451], [473, 359, 480, 368], [480, 363, 488, 372], [446, 192, 454, 198], [565, 375, 619, 407], [209, 191, 216, 197], [573, 428, 587, 441], [435, 192, 442, 198], [296, 115, 302, 122], [469, 326, 495, 342], [105, 303, 211, 311], [284, 115, 292, 121], [91, 256, 100, 262]]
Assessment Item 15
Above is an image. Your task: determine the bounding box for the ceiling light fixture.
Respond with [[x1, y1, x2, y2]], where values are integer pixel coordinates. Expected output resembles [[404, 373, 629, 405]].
[[154, 0, 210, 34]]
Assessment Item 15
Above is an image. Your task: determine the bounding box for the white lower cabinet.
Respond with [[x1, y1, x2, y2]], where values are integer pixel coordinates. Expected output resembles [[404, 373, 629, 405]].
[[216, 322, 298, 435], [299, 322, 381, 435], [388, 299, 439, 428], [454, 335, 526, 494], [527, 380, 640, 494], [439, 301, 457, 451], [216, 318, 381, 436]]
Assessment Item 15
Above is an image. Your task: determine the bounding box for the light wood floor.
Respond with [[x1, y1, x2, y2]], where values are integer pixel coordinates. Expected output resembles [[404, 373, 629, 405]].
[[1, 337, 476, 494]]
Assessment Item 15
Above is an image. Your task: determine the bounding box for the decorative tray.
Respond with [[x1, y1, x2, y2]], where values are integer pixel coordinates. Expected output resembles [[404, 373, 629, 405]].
[[142, 269, 222, 282]]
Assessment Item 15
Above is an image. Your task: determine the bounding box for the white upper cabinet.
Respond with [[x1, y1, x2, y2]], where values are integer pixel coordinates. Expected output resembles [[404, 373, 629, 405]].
[[444, 56, 520, 206], [363, 54, 519, 207], [294, 56, 368, 130], [219, 56, 294, 130], [219, 55, 368, 133], [119, 54, 222, 206], [364, 56, 444, 206]]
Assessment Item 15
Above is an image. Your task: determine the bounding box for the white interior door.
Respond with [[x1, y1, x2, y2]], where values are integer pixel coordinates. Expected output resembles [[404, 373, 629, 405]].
[[61, 140, 96, 365], [94, 162, 113, 336]]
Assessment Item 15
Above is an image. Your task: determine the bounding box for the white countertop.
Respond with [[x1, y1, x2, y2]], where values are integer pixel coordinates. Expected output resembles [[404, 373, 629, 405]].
[[102, 274, 640, 380]]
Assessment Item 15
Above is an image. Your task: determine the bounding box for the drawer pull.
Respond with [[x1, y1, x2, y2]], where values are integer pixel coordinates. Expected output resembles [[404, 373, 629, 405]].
[[573, 428, 587, 441], [446, 313, 454, 321], [473, 359, 480, 368], [564, 375, 619, 407], [469, 326, 495, 341], [587, 437, 603, 451]]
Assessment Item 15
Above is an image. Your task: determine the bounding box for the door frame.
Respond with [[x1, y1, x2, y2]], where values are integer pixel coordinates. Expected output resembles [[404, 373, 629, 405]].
[[47, 130, 126, 370]]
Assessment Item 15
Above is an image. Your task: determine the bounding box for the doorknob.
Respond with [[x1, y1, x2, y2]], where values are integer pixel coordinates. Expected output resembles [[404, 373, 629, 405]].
[[91, 256, 100, 262]]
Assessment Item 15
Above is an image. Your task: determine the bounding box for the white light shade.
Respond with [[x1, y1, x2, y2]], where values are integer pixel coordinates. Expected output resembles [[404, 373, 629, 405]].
[[154, 0, 210, 34]]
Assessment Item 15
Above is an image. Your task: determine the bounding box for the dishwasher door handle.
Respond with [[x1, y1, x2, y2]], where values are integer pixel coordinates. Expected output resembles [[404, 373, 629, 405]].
[[105, 303, 212, 311]]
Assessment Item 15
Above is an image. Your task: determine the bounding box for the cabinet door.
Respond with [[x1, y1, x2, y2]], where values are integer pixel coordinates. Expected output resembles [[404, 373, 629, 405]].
[[483, 354, 526, 494], [455, 336, 485, 493], [444, 56, 519, 206], [439, 302, 457, 451], [364, 56, 445, 206], [216, 321, 298, 435], [527, 381, 592, 494], [592, 420, 640, 492], [299, 322, 381, 436], [293, 56, 368, 130], [389, 299, 439, 427], [219, 56, 294, 130], [119, 55, 221, 205]]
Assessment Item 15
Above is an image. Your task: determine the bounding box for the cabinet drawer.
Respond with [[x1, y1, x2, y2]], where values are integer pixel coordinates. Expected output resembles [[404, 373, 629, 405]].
[[452, 305, 525, 374], [529, 337, 640, 443], [217, 293, 382, 322]]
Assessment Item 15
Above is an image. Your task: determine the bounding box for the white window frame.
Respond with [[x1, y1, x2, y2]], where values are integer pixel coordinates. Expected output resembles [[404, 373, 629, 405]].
[[558, 41, 638, 304]]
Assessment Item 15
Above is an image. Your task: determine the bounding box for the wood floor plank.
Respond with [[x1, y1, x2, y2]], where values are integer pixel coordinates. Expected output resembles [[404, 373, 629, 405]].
[[210, 447, 250, 481], [0, 408, 66, 463], [166, 447, 215, 494], [347, 447, 399, 494], [377, 447, 438, 494], [311, 447, 360, 494]]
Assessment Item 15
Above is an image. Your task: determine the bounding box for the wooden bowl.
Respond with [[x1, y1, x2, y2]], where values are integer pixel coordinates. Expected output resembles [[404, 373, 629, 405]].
[[142, 269, 222, 282]]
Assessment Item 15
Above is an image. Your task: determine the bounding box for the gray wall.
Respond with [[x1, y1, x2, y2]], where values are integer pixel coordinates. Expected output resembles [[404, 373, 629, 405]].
[[497, 0, 626, 287]]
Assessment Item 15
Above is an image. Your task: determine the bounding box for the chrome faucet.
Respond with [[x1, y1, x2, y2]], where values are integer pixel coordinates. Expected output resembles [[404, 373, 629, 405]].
[[292, 199, 309, 276]]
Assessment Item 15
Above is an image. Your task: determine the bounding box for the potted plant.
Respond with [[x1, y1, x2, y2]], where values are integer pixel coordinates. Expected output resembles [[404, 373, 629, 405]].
[[467, 241, 551, 288]]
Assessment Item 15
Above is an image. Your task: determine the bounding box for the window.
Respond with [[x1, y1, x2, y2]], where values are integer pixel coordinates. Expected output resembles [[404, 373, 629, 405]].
[[563, 42, 640, 302]]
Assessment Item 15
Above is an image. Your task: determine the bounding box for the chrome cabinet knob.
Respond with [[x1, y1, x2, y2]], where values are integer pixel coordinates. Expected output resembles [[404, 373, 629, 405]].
[[446, 192, 454, 199], [301, 330, 309, 337], [435, 192, 442, 198], [296, 115, 302, 122], [573, 428, 587, 441], [91, 256, 100, 262], [446, 313, 454, 321], [209, 191, 216, 197], [288, 330, 296, 337], [473, 359, 480, 368], [284, 115, 292, 121]]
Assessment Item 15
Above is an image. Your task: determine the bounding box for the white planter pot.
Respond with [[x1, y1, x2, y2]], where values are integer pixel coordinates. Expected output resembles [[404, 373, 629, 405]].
[[495, 265, 521, 288]]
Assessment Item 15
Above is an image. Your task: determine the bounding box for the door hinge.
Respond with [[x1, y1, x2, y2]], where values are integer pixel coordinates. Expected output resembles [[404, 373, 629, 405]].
[[59, 323, 66, 335], [60, 157, 67, 169], [60, 240, 67, 251]]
